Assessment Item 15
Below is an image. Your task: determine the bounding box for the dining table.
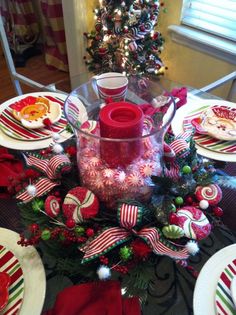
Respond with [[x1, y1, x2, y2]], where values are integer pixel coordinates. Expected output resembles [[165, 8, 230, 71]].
[[0, 73, 236, 315]]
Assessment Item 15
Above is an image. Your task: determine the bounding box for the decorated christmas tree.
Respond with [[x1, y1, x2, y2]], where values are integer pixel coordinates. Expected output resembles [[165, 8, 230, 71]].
[[84, 0, 165, 76]]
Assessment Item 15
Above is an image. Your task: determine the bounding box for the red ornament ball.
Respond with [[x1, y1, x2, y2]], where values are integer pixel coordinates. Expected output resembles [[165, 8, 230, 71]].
[[213, 206, 224, 217], [169, 212, 179, 225], [66, 218, 76, 229], [86, 228, 95, 238]]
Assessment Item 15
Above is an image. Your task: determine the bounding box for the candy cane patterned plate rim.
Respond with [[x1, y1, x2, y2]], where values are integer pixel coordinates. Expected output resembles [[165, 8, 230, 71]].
[[0, 95, 67, 141], [0, 92, 72, 150], [171, 99, 236, 162], [183, 105, 236, 154], [193, 244, 236, 315], [215, 259, 236, 315], [0, 228, 46, 315], [0, 245, 24, 315]]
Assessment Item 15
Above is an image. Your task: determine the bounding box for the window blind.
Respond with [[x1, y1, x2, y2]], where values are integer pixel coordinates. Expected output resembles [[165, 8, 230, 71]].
[[181, 0, 236, 42]]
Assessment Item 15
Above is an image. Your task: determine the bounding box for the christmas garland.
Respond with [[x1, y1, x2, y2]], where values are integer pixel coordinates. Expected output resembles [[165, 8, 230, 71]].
[[11, 130, 235, 298]]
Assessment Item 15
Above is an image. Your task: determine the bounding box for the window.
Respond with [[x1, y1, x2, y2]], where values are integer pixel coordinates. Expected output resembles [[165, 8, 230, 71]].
[[181, 0, 236, 42]]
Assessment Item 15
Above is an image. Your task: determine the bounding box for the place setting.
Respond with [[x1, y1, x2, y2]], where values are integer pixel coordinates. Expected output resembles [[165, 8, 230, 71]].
[[0, 92, 74, 151], [193, 244, 236, 315], [0, 228, 46, 315], [171, 99, 236, 162]]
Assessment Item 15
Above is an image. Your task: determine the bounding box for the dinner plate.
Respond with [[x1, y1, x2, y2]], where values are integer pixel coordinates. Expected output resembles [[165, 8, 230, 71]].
[[183, 105, 236, 154], [0, 245, 24, 314], [0, 92, 73, 150], [215, 259, 236, 315], [0, 228, 46, 315], [171, 99, 236, 162], [193, 244, 236, 315]]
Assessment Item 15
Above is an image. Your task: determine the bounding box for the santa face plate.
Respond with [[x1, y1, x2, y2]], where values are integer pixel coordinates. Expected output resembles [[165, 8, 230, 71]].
[[191, 106, 236, 141]]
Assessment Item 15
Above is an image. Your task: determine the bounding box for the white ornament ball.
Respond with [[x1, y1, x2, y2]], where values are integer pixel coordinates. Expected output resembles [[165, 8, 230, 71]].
[[52, 143, 64, 154], [52, 132, 60, 141], [199, 199, 209, 210], [26, 184, 37, 196], [97, 265, 111, 280], [185, 240, 200, 255]]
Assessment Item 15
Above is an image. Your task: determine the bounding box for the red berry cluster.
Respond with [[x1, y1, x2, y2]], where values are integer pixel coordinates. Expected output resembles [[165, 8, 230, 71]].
[[112, 264, 128, 274], [17, 232, 40, 247], [99, 256, 109, 265]]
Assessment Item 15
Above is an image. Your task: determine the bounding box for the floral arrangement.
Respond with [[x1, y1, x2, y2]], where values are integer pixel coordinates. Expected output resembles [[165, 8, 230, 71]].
[[10, 126, 233, 298]]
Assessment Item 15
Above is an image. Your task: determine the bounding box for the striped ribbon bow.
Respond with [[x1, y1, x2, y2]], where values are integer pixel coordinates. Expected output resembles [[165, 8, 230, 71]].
[[16, 154, 72, 203], [80, 203, 189, 263]]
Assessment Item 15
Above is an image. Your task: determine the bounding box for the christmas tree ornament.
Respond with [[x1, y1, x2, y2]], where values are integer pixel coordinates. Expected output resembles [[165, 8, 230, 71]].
[[74, 226, 85, 236], [97, 265, 111, 280], [199, 199, 209, 210], [52, 143, 64, 154], [195, 184, 222, 206], [185, 240, 199, 255], [182, 165, 191, 174], [62, 187, 99, 223], [176, 206, 211, 240], [175, 196, 184, 206], [213, 206, 224, 217], [66, 218, 76, 229], [26, 184, 37, 197], [41, 229, 51, 241], [44, 195, 60, 218]]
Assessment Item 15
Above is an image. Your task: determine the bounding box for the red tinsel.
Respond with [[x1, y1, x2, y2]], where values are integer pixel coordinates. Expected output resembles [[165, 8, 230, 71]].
[[131, 239, 152, 259]]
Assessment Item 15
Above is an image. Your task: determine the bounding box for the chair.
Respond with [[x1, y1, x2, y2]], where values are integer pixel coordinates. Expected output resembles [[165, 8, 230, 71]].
[[0, 15, 66, 95], [200, 71, 236, 102]]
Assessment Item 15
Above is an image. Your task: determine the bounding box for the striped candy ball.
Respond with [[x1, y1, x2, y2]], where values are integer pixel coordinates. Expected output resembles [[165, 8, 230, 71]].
[[195, 184, 222, 206], [45, 195, 60, 218], [63, 187, 99, 223], [176, 206, 211, 240]]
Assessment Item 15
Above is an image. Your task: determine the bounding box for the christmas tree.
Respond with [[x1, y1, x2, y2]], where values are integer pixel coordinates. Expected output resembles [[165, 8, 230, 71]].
[[84, 0, 165, 76]]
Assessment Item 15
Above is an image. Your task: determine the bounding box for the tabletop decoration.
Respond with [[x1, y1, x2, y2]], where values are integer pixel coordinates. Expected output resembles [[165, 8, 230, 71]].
[[12, 128, 236, 300]]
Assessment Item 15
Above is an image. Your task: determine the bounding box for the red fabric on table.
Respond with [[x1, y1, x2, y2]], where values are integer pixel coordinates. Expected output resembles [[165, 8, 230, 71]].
[[0, 148, 24, 198], [43, 280, 141, 315]]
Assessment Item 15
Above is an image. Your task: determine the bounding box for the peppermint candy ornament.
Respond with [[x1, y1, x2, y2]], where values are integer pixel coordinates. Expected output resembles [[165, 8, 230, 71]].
[[195, 184, 222, 206], [163, 142, 175, 162], [63, 187, 99, 223], [45, 195, 60, 218], [176, 206, 211, 240]]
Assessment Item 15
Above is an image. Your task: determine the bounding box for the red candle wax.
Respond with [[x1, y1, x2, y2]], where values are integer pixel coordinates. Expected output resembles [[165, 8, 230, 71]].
[[99, 101, 144, 167]]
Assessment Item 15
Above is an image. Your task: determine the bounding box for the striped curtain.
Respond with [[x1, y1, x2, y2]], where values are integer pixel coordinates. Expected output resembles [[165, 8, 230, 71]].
[[0, 0, 39, 53], [40, 0, 68, 72]]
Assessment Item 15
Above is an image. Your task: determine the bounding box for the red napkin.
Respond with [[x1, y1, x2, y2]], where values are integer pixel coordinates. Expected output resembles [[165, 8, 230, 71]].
[[0, 147, 24, 198], [43, 280, 141, 315]]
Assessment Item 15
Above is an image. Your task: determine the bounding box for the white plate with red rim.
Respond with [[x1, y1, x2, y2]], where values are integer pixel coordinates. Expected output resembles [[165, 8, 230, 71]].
[[171, 99, 236, 162], [191, 105, 236, 141], [0, 228, 46, 315], [0, 92, 73, 150], [193, 244, 236, 315]]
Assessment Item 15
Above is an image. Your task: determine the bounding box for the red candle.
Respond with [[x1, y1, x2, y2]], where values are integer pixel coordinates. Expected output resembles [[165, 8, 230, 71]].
[[99, 101, 144, 167]]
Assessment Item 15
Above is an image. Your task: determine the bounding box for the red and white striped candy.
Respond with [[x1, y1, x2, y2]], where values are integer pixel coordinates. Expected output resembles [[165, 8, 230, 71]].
[[139, 162, 155, 177], [80, 120, 100, 135], [195, 184, 222, 206], [63, 187, 99, 223], [163, 142, 176, 162], [176, 206, 211, 240], [45, 195, 60, 218]]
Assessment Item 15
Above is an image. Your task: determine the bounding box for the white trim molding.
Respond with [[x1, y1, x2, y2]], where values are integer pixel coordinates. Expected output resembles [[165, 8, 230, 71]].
[[168, 25, 236, 65]]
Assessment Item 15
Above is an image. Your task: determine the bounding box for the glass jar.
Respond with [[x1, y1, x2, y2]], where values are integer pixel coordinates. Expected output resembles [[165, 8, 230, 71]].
[[64, 75, 176, 208]]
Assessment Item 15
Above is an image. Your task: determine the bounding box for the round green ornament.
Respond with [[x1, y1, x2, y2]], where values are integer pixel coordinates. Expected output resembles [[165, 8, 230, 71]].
[[182, 165, 192, 174], [75, 226, 85, 236], [41, 229, 51, 240], [175, 196, 184, 206]]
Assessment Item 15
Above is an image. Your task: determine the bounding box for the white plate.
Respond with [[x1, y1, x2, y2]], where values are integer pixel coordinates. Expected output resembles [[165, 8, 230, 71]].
[[0, 92, 72, 150], [0, 228, 46, 315], [171, 99, 236, 162], [193, 244, 236, 315]]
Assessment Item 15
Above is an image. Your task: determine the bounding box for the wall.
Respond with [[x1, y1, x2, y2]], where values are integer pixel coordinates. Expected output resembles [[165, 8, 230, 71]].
[[159, 0, 235, 99]]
